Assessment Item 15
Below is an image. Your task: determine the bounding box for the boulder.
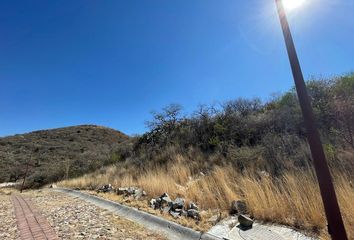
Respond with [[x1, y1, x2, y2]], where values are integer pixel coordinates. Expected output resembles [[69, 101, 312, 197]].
[[150, 198, 157, 209], [171, 197, 185, 210], [160, 192, 169, 198], [117, 187, 146, 199], [133, 189, 144, 199], [238, 214, 253, 228], [173, 208, 183, 213], [97, 184, 113, 193], [127, 187, 136, 195], [117, 187, 129, 195], [230, 200, 247, 215], [188, 202, 199, 210], [181, 210, 188, 217], [170, 211, 181, 219], [187, 209, 201, 220], [160, 193, 172, 207], [154, 198, 162, 209], [162, 206, 171, 213]]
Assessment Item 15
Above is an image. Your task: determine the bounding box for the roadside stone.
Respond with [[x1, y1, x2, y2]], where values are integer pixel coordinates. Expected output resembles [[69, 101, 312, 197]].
[[155, 198, 162, 209], [173, 208, 182, 213], [162, 206, 171, 213], [181, 210, 188, 217], [117, 187, 129, 195], [169, 211, 181, 219], [188, 202, 199, 210], [133, 189, 144, 199], [238, 214, 253, 228], [187, 209, 201, 220], [160, 193, 172, 207], [118, 187, 147, 200], [150, 198, 157, 209], [171, 197, 184, 210], [127, 187, 136, 195], [161, 193, 171, 202], [97, 184, 113, 193]]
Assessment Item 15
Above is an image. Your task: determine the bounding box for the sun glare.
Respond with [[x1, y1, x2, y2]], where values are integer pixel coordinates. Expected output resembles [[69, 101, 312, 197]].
[[282, 0, 306, 11]]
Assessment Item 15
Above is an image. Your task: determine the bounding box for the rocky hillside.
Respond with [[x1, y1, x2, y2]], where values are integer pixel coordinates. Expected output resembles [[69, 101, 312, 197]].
[[0, 125, 128, 188]]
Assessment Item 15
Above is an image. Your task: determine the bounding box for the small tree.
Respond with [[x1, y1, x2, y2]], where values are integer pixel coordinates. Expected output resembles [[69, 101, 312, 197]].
[[145, 104, 183, 145]]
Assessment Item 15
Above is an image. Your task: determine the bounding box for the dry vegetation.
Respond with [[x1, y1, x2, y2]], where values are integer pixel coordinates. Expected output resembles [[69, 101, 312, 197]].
[[58, 153, 354, 239], [58, 75, 354, 238], [40, 75, 354, 239], [0, 125, 128, 188]]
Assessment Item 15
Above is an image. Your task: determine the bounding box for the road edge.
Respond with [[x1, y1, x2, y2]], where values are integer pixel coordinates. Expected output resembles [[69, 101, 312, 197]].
[[53, 188, 222, 240]]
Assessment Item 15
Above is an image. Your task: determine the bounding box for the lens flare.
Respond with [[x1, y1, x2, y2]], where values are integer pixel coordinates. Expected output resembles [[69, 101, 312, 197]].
[[282, 0, 306, 10]]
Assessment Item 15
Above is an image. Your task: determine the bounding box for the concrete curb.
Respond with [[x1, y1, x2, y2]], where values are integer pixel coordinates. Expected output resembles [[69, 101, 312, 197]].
[[54, 188, 222, 240]]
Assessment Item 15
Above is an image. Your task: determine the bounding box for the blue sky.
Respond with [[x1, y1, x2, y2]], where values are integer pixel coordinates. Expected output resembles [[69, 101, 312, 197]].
[[0, 0, 353, 136]]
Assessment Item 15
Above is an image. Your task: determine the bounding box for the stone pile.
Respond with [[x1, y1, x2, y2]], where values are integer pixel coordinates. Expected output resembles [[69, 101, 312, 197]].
[[150, 193, 201, 220], [96, 184, 114, 193], [95, 185, 254, 227], [116, 187, 147, 200], [97, 184, 148, 200]]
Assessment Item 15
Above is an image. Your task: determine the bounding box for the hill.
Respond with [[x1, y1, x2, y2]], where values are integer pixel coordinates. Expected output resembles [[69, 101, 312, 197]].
[[0, 125, 128, 187], [59, 74, 354, 239]]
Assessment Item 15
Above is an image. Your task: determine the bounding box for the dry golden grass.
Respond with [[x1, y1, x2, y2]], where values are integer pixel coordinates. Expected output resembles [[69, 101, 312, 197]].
[[58, 159, 354, 239], [0, 187, 19, 195]]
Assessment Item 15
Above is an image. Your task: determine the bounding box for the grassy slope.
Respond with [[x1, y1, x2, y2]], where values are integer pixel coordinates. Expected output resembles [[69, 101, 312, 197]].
[[58, 149, 354, 239], [58, 75, 354, 239]]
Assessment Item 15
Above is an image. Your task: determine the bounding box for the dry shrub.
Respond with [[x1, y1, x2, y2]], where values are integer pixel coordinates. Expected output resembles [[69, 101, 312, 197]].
[[58, 159, 354, 239]]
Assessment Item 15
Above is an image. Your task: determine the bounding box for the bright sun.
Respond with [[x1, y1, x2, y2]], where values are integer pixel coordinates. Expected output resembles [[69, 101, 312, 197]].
[[282, 0, 306, 10]]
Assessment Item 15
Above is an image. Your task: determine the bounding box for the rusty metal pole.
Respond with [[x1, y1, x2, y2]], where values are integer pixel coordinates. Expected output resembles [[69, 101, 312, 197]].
[[274, 1, 348, 239], [20, 143, 34, 193]]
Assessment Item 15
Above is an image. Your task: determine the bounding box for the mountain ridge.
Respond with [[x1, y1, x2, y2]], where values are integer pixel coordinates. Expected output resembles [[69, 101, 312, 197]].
[[0, 124, 129, 187]]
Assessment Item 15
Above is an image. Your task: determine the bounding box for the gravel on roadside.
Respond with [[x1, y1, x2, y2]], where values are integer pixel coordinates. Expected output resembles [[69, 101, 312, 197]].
[[0, 190, 20, 240], [23, 189, 166, 240]]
